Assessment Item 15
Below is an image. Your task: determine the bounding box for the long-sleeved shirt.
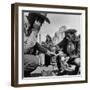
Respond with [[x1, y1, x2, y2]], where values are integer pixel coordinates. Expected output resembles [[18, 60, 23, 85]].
[[24, 42, 48, 55], [57, 37, 78, 56]]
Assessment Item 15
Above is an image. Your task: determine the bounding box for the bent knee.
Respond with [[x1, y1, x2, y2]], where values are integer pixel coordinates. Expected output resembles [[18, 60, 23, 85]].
[[74, 58, 80, 66]]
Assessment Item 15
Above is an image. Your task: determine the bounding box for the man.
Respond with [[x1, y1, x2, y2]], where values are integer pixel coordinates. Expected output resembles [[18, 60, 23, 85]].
[[41, 34, 54, 66], [56, 29, 80, 75], [24, 12, 55, 77]]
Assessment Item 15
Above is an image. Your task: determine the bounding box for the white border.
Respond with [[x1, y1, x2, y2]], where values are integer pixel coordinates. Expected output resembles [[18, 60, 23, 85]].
[[18, 6, 86, 84]]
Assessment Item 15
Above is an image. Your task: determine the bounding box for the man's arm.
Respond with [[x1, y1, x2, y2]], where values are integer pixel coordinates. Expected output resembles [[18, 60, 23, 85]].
[[57, 38, 66, 48], [35, 42, 55, 56], [35, 42, 48, 54]]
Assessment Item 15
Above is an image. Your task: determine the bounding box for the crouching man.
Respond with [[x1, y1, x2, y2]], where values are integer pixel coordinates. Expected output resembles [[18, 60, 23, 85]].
[[24, 12, 55, 77], [56, 29, 80, 75]]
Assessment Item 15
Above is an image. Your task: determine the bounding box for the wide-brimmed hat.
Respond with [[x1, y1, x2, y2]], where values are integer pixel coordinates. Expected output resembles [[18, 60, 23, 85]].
[[65, 29, 77, 34], [27, 12, 50, 24]]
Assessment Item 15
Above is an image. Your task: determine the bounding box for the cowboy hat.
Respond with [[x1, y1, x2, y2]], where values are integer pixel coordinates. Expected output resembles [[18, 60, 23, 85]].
[[27, 12, 50, 24], [65, 29, 77, 34]]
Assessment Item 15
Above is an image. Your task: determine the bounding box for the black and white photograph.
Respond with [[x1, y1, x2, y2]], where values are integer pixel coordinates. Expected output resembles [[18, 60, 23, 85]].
[[23, 12, 81, 77], [11, 3, 87, 87]]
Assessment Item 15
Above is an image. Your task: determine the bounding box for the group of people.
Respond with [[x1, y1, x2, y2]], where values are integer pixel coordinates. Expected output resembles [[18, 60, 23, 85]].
[[24, 12, 80, 77]]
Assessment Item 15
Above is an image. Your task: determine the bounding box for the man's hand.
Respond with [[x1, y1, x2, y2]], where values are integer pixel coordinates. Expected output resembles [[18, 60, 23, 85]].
[[46, 50, 56, 56]]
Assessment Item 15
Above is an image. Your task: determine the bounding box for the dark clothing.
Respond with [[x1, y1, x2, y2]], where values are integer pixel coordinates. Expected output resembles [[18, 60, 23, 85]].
[[56, 37, 80, 75], [25, 42, 48, 55], [45, 55, 51, 66], [57, 37, 69, 55], [56, 56, 61, 71], [41, 41, 53, 66], [57, 37, 78, 56]]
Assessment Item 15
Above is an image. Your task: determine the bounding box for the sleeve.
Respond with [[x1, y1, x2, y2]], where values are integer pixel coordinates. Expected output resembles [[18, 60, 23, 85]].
[[24, 40, 30, 54], [35, 42, 48, 54], [57, 38, 66, 48]]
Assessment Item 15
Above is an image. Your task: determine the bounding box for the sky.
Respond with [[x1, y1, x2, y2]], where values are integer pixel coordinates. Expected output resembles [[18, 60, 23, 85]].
[[39, 13, 81, 41], [24, 12, 82, 42]]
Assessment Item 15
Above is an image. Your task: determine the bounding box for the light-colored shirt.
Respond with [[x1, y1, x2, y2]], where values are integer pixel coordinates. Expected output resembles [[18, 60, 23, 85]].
[[24, 31, 37, 53]]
